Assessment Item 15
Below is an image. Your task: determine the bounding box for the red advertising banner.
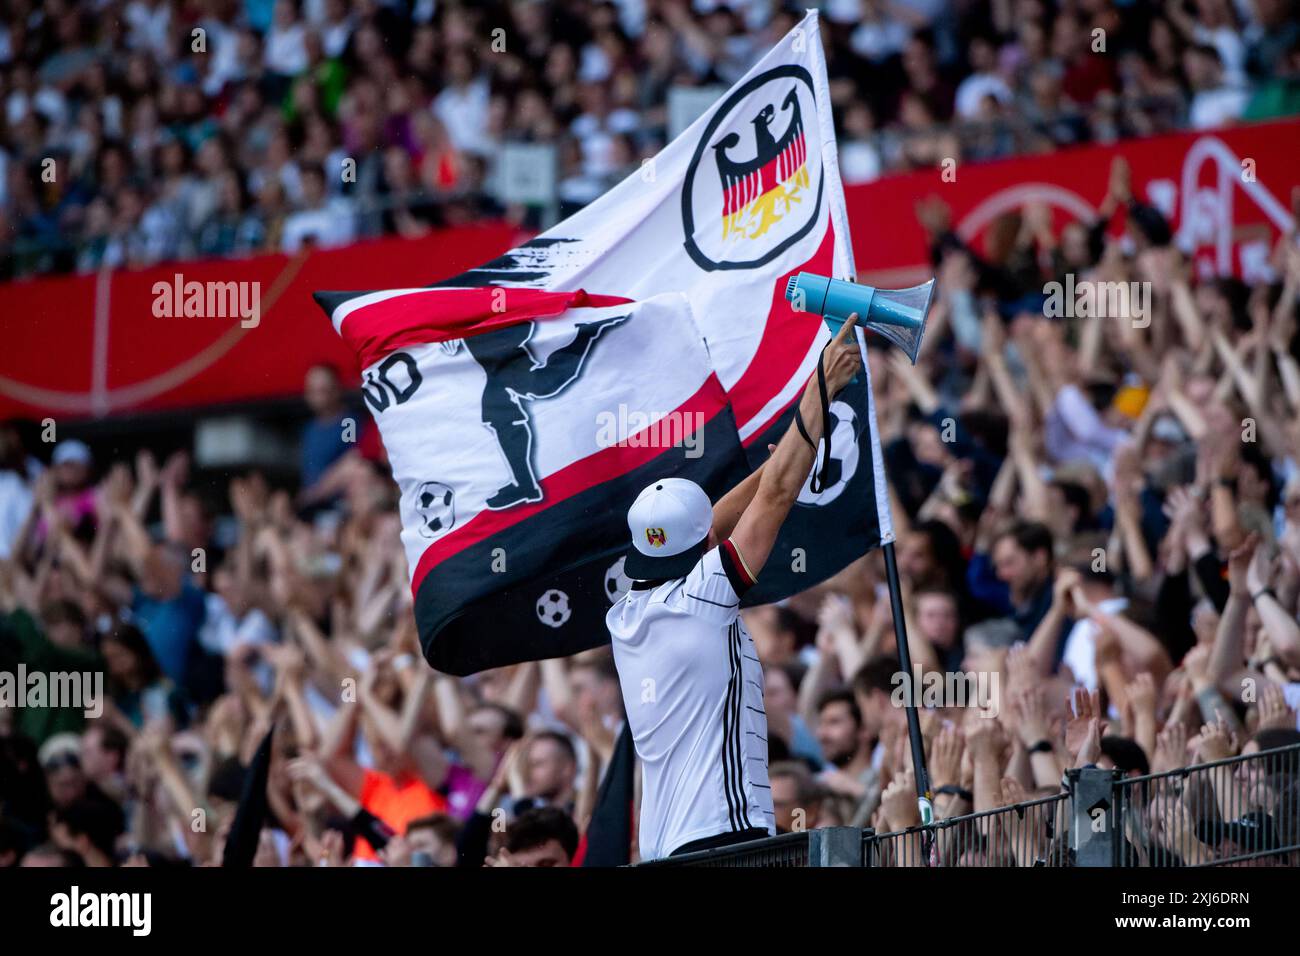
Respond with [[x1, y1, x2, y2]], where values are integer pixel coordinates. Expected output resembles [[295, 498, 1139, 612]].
[[847, 117, 1299, 288], [3, 119, 1297, 422], [1, 223, 522, 421]]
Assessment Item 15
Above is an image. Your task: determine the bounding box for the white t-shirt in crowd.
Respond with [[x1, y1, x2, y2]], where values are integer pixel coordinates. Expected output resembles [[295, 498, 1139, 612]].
[[0, 471, 33, 560], [198, 593, 278, 656], [1189, 86, 1250, 130], [1061, 596, 1129, 692]]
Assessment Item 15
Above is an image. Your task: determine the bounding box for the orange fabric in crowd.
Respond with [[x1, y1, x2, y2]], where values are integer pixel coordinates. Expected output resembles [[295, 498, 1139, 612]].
[[355, 769, 449, 860]]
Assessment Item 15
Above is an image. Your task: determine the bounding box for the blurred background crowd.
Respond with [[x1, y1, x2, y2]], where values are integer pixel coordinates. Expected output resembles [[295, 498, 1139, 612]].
[[3, 0, 1300, 277], [2, 0, 1300, 869]]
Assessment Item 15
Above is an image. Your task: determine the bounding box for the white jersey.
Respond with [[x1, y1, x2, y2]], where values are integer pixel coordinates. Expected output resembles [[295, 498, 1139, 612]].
[[606, 543, 775, 860]]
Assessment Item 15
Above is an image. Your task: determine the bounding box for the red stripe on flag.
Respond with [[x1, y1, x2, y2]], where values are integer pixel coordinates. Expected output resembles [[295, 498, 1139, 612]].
[[340, 287, 634, 369], [730, 225, 838, 437], [410, 374, 731, 594]]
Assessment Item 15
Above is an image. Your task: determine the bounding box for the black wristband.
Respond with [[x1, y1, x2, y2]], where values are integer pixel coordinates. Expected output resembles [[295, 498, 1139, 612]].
[[1029, 739, 1054, 754], [1250, 588, 1276, 605], [935, 785, 973, 802]]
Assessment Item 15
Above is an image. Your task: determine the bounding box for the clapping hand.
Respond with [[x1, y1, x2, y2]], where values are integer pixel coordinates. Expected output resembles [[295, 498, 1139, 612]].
[[1126, 672, 1156, 715], [1152, 722, 1188, 774], [929, 724, 965, 791], [1064, 688, 1101, 759], [1013, 687, 1051, 749], [1255, 681, 1295, 732], [1192, 717, 1236, 763], [881, 769, 921, 832], [1074, 715, 1107, 767]]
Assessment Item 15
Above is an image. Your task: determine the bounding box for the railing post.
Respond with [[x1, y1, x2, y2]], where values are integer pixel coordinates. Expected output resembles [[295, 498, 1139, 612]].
[[1068, 767, 1120, 867], [807, 826, 864, 867], [860, 828, 875, 868]]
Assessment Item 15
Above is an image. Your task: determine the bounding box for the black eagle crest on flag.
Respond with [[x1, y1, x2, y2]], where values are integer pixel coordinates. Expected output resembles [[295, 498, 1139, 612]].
[[713, 87, 809, 241]]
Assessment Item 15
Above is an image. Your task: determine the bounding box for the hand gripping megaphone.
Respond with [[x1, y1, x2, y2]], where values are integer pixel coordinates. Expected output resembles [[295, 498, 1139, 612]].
[[785, 272, 935, 364]]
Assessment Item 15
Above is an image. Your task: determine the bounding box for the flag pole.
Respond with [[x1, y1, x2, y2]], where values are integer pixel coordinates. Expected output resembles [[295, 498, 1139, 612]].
[[881, 540, 935, 839], [850, 320, 934, 859]]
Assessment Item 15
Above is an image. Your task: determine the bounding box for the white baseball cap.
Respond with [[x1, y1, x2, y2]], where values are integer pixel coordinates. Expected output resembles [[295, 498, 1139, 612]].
[[624, 477, 713, 580]]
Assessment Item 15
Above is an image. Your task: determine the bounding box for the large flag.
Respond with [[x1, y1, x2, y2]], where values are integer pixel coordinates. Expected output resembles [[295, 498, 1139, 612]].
[[314, 11, 893, 674]]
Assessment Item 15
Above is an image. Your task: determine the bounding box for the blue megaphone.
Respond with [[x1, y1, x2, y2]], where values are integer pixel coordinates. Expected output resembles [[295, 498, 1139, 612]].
[[785, 272, 935, 364]]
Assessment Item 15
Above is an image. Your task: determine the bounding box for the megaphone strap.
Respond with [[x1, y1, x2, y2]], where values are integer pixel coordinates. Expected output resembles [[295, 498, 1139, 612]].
[[793, 405, 815, 449], [794, 348, 834, 495]]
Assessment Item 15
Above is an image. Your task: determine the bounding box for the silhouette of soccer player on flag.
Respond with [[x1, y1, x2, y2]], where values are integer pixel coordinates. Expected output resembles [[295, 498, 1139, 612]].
[[461, 312, 628, 509]]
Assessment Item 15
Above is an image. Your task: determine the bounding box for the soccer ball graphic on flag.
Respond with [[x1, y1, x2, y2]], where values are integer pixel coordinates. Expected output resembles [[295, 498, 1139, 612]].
[[415, 481, 456, 538], [536, 589, 572, 628], [796, 400, 858, 507], [604, 556, 632, 603]]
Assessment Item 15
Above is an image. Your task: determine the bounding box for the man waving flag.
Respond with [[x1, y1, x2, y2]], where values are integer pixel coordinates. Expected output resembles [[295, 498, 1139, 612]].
[[314, 10, 892, 675], [609, 315, 863, 860]]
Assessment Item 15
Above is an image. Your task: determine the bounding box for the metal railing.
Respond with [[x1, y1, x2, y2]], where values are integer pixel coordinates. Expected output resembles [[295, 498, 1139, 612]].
[[869, 791, 1071, 867], [1111, 743, 1300, 868], [636, 830, 815, 868], [640, 743, 1300, 867]]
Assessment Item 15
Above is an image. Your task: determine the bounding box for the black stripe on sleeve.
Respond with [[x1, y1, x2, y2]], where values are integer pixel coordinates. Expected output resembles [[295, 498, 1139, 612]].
[[717, 542, 753, 597]]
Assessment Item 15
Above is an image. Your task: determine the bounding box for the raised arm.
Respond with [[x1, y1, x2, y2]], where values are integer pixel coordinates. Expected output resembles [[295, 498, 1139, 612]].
[[318, 698, 366, 797], [1207, 535, 1257, 691], [268, 644, 321, 752], [730, 316, 862, 577], [710, 457, 768, 543], [432, 673, 497, 780], [396, 669, 450, 792], [1246, 544, 1300, 667]]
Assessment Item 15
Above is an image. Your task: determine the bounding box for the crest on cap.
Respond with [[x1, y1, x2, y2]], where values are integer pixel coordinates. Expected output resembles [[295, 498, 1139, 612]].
[[645, 528, 667, 547]]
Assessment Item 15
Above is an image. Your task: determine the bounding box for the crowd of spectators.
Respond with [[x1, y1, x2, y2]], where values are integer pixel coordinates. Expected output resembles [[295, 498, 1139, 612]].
[[3, 139, 1300, 865], [3, 0, 1300, 277]]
